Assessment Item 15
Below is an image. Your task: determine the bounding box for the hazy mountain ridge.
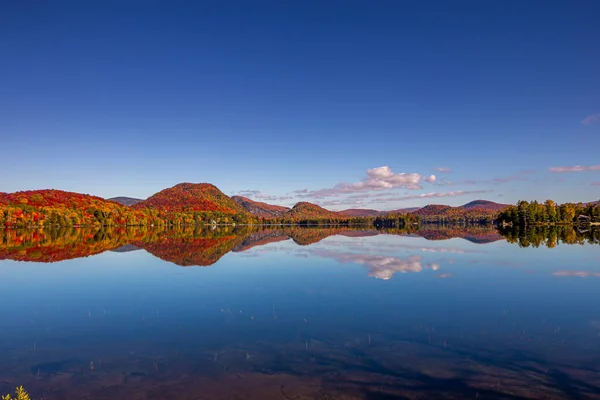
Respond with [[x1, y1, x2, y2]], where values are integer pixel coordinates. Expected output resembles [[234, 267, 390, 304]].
[[285, 202, 341, 219], [108, 196, 144, 206], [231, 196, 290, 218], [338, 209, 380, 217], [459, 200, 509, 211]]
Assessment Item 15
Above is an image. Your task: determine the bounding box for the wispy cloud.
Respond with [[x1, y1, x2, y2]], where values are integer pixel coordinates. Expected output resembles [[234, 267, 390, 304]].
[[549, 165, 600, 173], [592, 182, 600, 186], [316, 199, 366, 207], [553, 270, 600, 278], [236, 190, 260, 196], [581, 113, 600, 125], [459, 170, 533, 186], [435, 167, 451, 173], [234, 190, 294, 203], [488, 170, 535, 184], [372, 189, 492, 202], [346, 193, 392, 200], [490, 175, 521, 184]]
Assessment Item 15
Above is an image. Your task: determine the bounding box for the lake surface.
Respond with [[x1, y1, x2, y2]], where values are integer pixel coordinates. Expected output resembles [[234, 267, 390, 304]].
[[1, 226, 599, 399]]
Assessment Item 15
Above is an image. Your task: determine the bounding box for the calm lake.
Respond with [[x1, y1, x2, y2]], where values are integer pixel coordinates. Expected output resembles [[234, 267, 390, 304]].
[[1, 226, 599, 399]]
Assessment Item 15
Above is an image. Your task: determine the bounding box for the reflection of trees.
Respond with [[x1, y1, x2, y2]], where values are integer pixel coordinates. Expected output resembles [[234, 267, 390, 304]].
[[0, 227, 151, 262], [0, 226, 254, 265], [285, 227, 380, 246], [232, 230, 291, 252], [3, 224, 596, 265], [413, 225, 503, 243], [133, 226, 253, 266], [498, 226, 599, 248]]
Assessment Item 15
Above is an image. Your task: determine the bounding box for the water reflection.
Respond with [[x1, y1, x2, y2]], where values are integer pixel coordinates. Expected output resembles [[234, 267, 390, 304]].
[[499, 225, 600, 247], [1, 226, 600, 399], [2, 225, 597, 265]]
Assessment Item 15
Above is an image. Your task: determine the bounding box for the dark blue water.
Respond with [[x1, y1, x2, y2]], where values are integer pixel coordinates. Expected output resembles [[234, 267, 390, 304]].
[[1, 228, 599, 399]]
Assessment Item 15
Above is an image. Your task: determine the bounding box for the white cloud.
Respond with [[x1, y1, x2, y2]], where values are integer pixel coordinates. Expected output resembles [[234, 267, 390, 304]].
[[305, 166, 436, 198]]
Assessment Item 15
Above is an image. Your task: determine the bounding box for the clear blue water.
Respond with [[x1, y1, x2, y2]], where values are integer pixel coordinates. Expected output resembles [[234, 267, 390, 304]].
[[1, 227, 599, 399]]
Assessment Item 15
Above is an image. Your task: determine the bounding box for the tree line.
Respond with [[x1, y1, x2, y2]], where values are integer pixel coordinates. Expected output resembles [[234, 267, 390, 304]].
[[497, 200, 600, 226]]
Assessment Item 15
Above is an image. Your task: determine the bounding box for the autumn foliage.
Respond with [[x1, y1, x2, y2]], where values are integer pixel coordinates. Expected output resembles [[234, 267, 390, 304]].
[[0, 184, 253, 228], [132, 225, 251, 266], [497, 200, 600, 226], [0, 189, 154, 228], [0, 227, 151, 263]]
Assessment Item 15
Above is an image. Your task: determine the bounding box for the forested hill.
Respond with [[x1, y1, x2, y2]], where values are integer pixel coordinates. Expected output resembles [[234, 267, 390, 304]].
[[134, 183, 247, 215], [0, 189, 150, 227], [0, 184, 254, 228], [6, 183, 596, 229]]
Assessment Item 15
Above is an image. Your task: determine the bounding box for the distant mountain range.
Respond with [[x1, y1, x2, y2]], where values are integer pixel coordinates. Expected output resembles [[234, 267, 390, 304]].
[[231, 196, 290, 218], [338, 209, 380, 217], [230, 194, 509, 220], [5, 182, 596, 229], [228, 197, 509, 222], [106, 187, 509, 220], [109, 196, 144, 206], [459, 200, 509, 211]]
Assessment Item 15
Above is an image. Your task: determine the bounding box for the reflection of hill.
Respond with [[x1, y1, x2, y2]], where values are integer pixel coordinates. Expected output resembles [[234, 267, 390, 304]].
[[0, 226, 252, 265], [286, 227, 380, 246], [0, 227, 149, 262], [2, 224, 595, 265], [110, 244, 142, 252], [415, 226, 503, 243], [132, 226, 252, 266], [462, 234, 504, 244], [232, 230, 290, 252], [232, 227, 380, 251]]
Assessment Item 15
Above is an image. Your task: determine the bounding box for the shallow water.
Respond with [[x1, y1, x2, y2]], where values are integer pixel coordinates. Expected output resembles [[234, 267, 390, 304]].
[[1, 226, 599, 399]]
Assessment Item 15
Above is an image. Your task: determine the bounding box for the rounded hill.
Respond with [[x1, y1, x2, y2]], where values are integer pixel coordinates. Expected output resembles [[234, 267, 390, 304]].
[[134, 183, 247, 215]]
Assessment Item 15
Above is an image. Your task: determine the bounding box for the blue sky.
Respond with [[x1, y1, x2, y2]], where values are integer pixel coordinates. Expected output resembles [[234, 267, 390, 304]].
[[1, 1, 599, 210]]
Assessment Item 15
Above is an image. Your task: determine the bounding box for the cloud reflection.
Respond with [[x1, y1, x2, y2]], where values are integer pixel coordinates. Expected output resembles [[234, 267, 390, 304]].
[[311, 249, 440, 280], [553, 270, 600, 278]]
